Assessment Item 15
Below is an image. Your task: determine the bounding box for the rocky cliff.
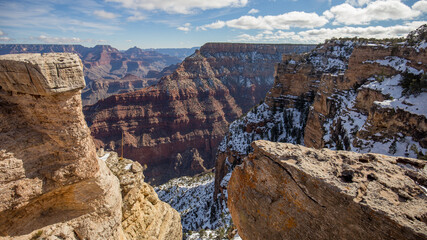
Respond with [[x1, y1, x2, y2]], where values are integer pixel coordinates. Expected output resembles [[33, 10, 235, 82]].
[[228, 140, 427, 240], [84, 50, 243, 184], [0, 53, 181, 239], [215, 25, 427, 202], [0, 44, 183, 105], [84, 43, 315, 184]]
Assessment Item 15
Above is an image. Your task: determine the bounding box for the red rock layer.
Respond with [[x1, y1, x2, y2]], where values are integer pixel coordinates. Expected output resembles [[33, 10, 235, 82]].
[[84, 51, 242, 184]]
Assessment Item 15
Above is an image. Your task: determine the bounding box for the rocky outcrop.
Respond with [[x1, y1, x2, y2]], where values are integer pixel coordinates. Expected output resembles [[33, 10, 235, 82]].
[[102, 151, 182, 240], [216, 25, 427, 202], [0, 53, 182, 240], [0, 44, 183, 105], [0, 53, 124, 239], [84, 43, 315, 184], [84, 50, 243, 184], [228, 140, 427, 240]]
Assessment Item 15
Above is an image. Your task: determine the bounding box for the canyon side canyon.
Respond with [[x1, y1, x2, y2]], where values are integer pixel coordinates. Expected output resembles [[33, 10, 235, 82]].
[[0, 53, 181, 240], [83, 43, 315, 184]]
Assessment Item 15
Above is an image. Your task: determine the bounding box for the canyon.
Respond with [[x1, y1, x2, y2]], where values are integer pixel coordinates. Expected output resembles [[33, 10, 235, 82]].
[[83, 43, 316, 184], [0, 44, 184, 105], [215, 26, 427, 203], [0, 53, 181, 240]]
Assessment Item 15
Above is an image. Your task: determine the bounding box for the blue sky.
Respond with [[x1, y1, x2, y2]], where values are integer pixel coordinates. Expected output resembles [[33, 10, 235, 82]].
[[0, 0, 426, 49]]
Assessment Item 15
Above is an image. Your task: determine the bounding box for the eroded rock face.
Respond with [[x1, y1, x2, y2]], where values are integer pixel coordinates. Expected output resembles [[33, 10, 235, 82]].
[[0, 53, 124, 239], [228, 140, 427, 240], [216, 26, 427, 203], [103, 151, 182, 240], [84, 43, 315, 184]]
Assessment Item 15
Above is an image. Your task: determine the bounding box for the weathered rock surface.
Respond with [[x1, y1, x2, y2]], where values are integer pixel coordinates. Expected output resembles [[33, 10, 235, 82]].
[[228, 140, 427, 240], [0, 53, 124, 239], [216, 25, 427, 202], [0, 44, 183, 105], [84, 43, 315, 184], [85, 50, 243, 184], [103, 151, 182, 240]]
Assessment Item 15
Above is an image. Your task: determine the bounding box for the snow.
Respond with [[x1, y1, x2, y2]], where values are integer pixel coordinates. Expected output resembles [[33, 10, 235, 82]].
[[155, 172, 234, 239], [363, 74, 427, 118], [99, 152, 110, 161], [364, 56, 424, 75]]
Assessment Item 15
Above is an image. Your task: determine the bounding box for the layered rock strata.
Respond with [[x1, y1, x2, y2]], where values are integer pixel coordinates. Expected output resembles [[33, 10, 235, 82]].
[[85, 50, 243, 184], [0, 44, 183, 105], [216, 26, 427, 202], [0, 53, 124, 239], [84, 43, 315, 184], [0, 53, 182, 240], [228, 140, 427, 240], [102, 151, 182, 240]]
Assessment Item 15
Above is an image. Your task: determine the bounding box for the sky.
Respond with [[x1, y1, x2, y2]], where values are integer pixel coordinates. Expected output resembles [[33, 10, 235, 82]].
[[0, 0, 426, 49]]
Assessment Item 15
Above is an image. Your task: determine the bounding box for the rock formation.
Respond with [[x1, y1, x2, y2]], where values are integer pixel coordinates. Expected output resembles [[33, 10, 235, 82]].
[[0, 53, 182, 240], [215, 25, 427, 202], [228, 140, 427, 240], [0, 53, 124, 239], [0, 44, 183, 105], [102, 151, 182, 240], [84, 50, 243, 184], [84, 43, 315, 184]]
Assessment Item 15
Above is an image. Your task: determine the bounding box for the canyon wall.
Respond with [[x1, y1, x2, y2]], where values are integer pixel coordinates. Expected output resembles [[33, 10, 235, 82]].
[[216, 25, 427, 202], [0, 44, 183, 105], [0, 53, 181, 239], [228, 140, 427, 240], [84, 43, 315, 184]]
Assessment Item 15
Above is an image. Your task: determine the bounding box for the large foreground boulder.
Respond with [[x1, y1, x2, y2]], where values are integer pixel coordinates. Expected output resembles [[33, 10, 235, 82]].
[[228, 140, 427, 240]]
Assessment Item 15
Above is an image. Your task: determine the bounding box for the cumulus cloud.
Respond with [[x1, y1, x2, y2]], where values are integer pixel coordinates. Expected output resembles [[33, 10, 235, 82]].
[[106, 0, 248, 14], [413, 0, 427, 13], [200, 11, 328, 30], [325, 0, 422, 25], [235, 21, 426, 43], [93, 10, 119, 19], [248, 8, 259, 14], [0, 37, 12, 42], [177, 23, 191, 32], [127, 11, 146, 21]]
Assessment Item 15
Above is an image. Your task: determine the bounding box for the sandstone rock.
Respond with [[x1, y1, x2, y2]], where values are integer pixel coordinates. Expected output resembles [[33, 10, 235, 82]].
[[228, 140, 427, 240], [0, 53, 124, 239], [103, 151, 183, 240], [84, 43, 315, 184]]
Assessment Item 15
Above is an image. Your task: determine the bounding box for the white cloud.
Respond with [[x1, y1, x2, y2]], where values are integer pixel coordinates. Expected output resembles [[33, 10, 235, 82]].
[[127, 11, 146, 21], [200, 11, 328, 30], [177, 23, 191, 32], [0, 37, 12, 42], [325, 0, 422, 25], [345, 0, 373, 7], [0, 30, 3, 36], [106, 0, 248, 14], [34, 35, 107, 44], [94, 10, 119, 19], [248, 8, 259, 14], [234, 21, 426, 43], [413, 0, 427, 13]]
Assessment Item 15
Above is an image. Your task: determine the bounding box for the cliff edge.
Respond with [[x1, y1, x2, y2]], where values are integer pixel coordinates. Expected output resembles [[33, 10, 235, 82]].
[[228, 140, 427, 240], [0, 53, 182, 239]]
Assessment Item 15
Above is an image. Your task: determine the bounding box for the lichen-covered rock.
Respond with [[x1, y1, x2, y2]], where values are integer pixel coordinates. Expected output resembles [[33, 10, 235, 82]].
[[228, 140, 427, 240], [103, 151, 183, 240], [0, 53, 124, 239]]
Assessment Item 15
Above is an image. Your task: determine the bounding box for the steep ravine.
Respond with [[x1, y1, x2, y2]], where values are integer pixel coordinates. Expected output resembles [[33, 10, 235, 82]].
[[84, 43, 315, 185]]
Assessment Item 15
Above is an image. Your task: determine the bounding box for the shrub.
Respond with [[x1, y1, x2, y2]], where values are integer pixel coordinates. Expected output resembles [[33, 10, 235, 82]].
[[400, 72, 427, 96]]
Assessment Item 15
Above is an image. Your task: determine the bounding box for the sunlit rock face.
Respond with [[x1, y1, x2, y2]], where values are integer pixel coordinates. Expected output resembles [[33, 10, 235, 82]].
[[228, 140, 427, 240], [0, 53, 124, 239]]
